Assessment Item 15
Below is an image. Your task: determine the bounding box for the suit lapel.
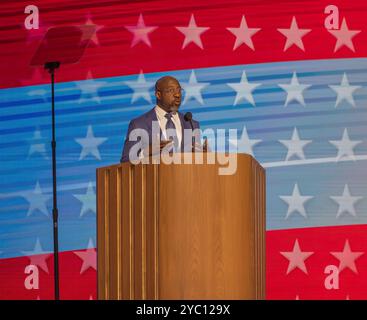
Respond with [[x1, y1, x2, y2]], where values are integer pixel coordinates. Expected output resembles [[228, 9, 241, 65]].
[[143, 108, 160, 143], [144, 107, 158, 125]]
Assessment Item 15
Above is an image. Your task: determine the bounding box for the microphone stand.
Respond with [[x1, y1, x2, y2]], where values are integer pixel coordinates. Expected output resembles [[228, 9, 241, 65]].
[[44, 61, 60, 300], [184, 112, 196, 152]]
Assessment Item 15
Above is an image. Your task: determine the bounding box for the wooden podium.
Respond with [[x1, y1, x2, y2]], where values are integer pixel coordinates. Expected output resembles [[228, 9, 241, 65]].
[[96, 153, 265, 300]]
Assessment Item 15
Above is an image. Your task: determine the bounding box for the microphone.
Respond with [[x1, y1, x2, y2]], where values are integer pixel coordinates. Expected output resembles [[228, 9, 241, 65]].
[[184, 112, 193, 128], [184, 112, 195, 152]]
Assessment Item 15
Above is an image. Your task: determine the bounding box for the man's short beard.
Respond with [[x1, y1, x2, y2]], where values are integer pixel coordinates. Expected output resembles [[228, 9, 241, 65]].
[[169, 104, 179, 114]]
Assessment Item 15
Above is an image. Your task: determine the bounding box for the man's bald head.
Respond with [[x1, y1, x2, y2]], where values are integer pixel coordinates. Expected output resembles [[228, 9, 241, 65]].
[[155, 76, 180, 92], [155, 76, 182, 113]]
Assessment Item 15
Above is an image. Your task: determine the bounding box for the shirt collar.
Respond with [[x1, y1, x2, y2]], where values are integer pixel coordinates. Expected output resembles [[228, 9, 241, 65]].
[[155, 105, 178, 118]]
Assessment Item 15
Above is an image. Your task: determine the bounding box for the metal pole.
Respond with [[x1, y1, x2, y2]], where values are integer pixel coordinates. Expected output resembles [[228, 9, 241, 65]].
[[45, 61, 60, 300]]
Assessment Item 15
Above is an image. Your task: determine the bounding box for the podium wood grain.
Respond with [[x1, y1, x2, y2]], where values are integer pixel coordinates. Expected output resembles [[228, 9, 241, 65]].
[[97, 153, 265, 300]]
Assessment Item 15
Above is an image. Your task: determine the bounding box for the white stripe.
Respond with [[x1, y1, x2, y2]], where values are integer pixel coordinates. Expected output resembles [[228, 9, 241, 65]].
[[262, 154, 367, 168]]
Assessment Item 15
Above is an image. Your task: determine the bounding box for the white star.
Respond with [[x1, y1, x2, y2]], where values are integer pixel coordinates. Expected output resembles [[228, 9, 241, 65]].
[[76, 71, 106, 104], [329, 73, 361, 108], [73, 182, 96, 218], [84, 16, 104, 45], [279, 127, 312, 161], [125, 14, 158, 48], [280, 183, 313, 219], [28, 128, 49, 160], [277, 16, 311, 51], [226, 15, 261, 51], [74, 238, 96, 274], [330, 240, 364, 274], [21, 238, 52, 274], [21, 181, 51, 217], [280, 239, 314, 274], [227, 71, 261, 106], [229, 126, 261, 156], [124, 70, 155, 104], [75, 125, 107, 161], [328, 18, 361, 52], [181, 70, 209, 105], [329, 128, 362, 162], [176, 14, 210, 49], [330, 184, 363, 218], [278, 72, 311, 107]]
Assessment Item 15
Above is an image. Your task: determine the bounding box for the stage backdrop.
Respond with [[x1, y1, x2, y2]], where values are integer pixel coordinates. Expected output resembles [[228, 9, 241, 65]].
[[1, 0, 367, 299]]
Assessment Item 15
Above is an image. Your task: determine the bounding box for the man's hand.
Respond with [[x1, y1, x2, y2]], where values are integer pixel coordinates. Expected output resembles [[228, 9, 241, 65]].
[[203, 138, 208, 152], [193, 138, 209, 153], [146, 139, 173, 156]]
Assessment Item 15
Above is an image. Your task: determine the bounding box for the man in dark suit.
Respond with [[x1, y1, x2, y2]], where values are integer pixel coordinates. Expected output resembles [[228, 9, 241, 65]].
[[121, 76, 205, 163]]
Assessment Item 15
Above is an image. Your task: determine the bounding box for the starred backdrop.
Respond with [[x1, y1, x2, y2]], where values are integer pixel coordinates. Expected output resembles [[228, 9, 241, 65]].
[[0, 0, 367, 300]]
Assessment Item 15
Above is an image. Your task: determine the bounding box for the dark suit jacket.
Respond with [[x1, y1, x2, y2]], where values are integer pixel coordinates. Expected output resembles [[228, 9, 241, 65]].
[[121, 108, 200, 162]]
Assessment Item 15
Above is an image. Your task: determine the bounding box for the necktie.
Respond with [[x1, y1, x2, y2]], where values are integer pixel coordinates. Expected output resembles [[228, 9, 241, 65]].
[[164, 112, 179, 152]]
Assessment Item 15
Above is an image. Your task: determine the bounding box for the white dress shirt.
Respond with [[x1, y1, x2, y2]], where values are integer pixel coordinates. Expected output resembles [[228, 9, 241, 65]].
[[154, 105, 182, 148]]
